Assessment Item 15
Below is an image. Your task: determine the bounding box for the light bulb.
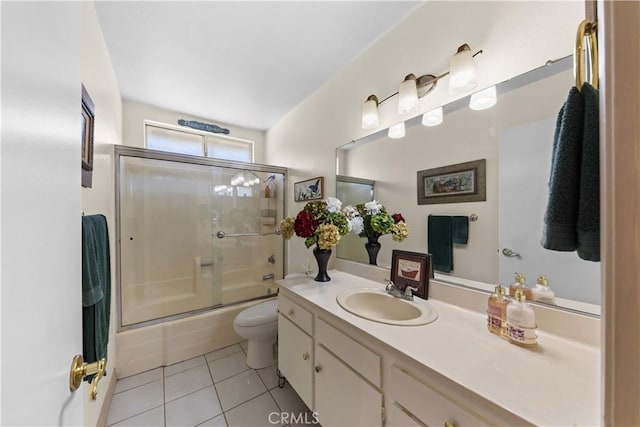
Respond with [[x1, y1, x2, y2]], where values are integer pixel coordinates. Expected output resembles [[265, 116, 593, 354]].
[[361, 95, 379, 129], [388, 122, 405, 139], [422, 107, 443, 126], [449, 44, 477, 94], [469, 86, 497, 110], [398, 74, 418, 115]]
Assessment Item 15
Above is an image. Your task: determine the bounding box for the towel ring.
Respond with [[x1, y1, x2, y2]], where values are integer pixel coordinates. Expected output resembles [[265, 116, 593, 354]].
[[574, 19, 598, 91]]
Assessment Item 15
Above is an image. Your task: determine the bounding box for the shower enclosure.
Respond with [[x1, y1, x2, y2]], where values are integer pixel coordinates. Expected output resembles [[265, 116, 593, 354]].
[[115, 146, 286, 329]]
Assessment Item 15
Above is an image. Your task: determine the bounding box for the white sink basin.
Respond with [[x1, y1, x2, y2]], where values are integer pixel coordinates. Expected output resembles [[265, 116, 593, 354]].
[[336, 288, 438, 326]]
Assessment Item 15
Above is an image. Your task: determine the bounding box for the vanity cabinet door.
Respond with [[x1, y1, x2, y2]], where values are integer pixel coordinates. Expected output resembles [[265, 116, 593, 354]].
[[315, 345, 383, 427], [278, 314, 313, 408]]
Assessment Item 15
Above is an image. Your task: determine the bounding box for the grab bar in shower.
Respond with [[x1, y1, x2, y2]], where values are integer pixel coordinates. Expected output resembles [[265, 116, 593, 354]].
[[216, 229, 281, 239]]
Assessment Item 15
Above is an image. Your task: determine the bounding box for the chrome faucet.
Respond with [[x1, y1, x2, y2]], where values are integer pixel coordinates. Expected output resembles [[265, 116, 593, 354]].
[[384, 280, 414, 301]]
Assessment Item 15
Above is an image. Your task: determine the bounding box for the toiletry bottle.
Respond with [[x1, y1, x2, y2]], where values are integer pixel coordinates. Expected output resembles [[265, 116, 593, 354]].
[[509, 272, 532, 300], [531, 274, 556, 304], [506, 290, 537, 345], [487, 284, 508, 336], [264, 184, 271, 198]]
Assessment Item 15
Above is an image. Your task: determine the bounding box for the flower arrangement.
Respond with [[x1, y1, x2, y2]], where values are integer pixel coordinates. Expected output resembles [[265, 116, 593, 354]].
[[280, 197, 350, 250], [343, 200, 409, 242]]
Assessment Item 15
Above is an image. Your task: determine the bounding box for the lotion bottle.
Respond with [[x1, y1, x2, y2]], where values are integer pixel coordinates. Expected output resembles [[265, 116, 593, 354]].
[[506, 290, 537, 345], [487, 284, 508, 336], [531, 274, 556, 304], [509, 272, 532, 300]]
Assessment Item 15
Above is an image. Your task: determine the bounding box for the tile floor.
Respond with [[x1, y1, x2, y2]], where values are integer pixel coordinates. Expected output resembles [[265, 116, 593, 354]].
[[107, 342, 312, 427]]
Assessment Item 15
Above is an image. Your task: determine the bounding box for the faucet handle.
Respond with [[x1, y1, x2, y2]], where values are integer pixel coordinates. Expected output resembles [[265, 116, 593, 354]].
[[404, 286, 414, 300], [384, 279, 395, 291]]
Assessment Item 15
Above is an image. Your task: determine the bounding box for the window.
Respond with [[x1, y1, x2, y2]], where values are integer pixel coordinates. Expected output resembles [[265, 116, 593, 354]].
[[145, 121, 254, 162]]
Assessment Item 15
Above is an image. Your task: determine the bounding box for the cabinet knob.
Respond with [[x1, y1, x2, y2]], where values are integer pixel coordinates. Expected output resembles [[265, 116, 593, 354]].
[[315, 365, 322, 373], [302, 352, 309, 360], [444, 421, 456, 427], [288, 309, 294, 316]]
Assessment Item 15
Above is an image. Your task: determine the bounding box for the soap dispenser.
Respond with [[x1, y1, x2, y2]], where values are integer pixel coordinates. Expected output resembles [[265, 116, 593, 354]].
[[531, 274, 556, 304], [487, 284, 508, 336], [506, 290, 537, 346], [509, 272, 532, 300]]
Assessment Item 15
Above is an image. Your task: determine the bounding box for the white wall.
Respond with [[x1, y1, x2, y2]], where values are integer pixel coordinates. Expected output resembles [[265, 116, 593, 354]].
[[81, 2, 123, 425], [122, 100, 266, 163], [266, 1, 583, 275]]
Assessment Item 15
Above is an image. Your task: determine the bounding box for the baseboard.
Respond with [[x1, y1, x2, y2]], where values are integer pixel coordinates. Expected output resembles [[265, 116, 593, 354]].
[[97, 368, 117, 427]]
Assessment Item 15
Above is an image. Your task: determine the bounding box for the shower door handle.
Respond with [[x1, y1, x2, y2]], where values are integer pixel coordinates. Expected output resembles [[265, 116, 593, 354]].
[[216, 230, 281, 239]]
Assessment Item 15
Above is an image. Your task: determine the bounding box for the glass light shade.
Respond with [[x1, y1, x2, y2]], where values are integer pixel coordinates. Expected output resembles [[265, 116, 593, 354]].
[[449, 46, 477, 94], [362, 97, 379, 129], [398, 75, 418, 115], [469, 86, 497, 110], [388, 122, 405, 139], [422, 107, 443, 127]]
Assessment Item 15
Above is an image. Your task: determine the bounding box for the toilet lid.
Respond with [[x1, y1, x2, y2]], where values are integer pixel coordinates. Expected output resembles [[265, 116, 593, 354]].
[[235, 300, 278, 327]]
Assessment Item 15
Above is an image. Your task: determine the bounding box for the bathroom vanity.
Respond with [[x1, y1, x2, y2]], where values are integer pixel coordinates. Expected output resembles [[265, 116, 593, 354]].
[[277, 271, 599, 426]]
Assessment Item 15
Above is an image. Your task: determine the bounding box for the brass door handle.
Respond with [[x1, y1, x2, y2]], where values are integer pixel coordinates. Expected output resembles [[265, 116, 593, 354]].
[[69, 354, 106, 400], [444, 421, 456, 427], [302, 352, 309, 360]]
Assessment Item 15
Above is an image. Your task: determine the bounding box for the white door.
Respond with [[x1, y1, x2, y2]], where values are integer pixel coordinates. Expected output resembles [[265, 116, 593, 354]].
[[1, 3, 84, 425], [499, 119, 600, 303]]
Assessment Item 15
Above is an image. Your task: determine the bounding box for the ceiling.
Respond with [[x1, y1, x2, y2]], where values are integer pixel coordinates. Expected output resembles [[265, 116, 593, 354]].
[[95, 1, 422, 131]]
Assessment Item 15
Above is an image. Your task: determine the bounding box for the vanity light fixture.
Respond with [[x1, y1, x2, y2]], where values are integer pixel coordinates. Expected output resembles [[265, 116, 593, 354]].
[[388, 122, 406, 139], [422, 107, 443, 127], [398, 74, 419, 115], [469, 85, 497, 110], [360, 43, 482, 130], [449, 44, 478, 94], [362, 95, 379, 130]]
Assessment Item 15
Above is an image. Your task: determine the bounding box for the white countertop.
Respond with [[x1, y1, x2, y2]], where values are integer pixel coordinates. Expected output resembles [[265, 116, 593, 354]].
[[278, 270, 600, 427]]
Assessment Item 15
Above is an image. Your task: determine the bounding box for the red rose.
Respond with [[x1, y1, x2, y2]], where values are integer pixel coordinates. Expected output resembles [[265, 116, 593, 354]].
[[294, 211, 318, 238], [392, 213, 405, 223]]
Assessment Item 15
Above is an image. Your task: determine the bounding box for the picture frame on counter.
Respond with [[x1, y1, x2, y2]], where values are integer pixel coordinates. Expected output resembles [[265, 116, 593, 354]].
[[390, 250, 432, 300]]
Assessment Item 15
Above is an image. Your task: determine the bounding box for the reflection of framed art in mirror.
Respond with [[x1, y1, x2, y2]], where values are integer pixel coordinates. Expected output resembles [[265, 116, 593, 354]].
[[417, 159, 486, 205]]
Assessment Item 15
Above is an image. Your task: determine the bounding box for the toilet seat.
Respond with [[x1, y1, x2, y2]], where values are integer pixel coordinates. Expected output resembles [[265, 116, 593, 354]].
[[234, 300, 278, 327]]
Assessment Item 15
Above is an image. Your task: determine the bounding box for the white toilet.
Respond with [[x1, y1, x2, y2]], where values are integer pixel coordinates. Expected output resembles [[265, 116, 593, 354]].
[[233, 299, 279, 369]]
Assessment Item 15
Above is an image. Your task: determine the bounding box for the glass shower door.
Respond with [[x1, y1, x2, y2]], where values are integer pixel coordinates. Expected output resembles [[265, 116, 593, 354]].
[[212, 169, 284, 305], [119, 156, 219, 326]]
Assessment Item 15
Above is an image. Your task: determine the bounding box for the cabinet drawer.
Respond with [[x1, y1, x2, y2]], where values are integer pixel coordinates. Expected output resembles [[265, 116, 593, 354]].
[[278, 294, 312, 334], [316, 318, 380, 387], [278, 315, 313, 408], [386, 402, 425, 427], [390, 365, 489, 427]]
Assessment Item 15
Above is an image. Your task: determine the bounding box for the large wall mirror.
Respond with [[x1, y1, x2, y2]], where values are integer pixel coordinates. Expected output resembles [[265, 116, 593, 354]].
[[336, 56, 600, 315]]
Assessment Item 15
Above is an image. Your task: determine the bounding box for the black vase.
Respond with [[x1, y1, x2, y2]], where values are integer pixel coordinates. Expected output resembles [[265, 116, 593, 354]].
[[365, 236, 381, 265], [313, 246, 331, 282]]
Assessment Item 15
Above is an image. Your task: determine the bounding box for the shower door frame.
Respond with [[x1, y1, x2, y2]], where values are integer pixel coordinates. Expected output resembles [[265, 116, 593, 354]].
[[114, 145, 288, 331]]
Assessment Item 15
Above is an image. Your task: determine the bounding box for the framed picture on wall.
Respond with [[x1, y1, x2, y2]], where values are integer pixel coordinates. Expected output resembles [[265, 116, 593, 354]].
[[81, 85, 95, 188], [390, 250, 432, 300], [294, 177, 324, 202], [417, 159, 486, 205]]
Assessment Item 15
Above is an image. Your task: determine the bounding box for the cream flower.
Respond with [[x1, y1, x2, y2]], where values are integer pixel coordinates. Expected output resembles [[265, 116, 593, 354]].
[[364, 200, 382, 215], [392, 221, 409, 242], [325, 197, 342, 213], [280, 217, 295, 239], [317, 223, 340, 249]]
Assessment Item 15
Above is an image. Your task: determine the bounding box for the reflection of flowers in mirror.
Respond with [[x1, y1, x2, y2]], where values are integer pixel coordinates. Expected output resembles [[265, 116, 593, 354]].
[[342, 200, 409, 242], [280, 197, 350, 250]]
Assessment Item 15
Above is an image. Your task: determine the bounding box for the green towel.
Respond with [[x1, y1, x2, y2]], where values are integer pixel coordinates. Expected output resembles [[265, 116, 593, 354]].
[[577, 83, 600, 261], [428, 215, 453, 273], [82, 215, 111, 381], [452, 216, 469, 244], [542, 87, 584, 251]]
